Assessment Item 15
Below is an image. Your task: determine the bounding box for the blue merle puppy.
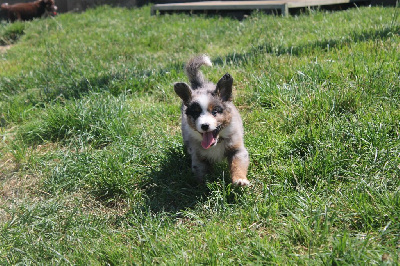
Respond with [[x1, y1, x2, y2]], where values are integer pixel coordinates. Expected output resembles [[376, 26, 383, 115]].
[[174, 55, 250, 186]]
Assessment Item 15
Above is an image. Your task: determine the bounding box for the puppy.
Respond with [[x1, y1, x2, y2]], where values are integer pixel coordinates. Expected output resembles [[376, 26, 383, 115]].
[[1, 0, 57, 22], [174, 55, 250, 186]]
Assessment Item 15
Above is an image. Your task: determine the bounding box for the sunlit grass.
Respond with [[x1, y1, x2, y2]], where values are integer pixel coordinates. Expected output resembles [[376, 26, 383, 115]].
[[0, 4, 399, 264]]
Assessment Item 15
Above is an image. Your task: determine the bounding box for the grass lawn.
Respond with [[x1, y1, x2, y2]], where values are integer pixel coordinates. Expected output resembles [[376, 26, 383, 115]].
[[0, 4, 399, 264]]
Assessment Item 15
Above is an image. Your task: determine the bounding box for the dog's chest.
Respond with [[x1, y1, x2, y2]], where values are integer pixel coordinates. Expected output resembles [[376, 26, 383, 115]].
[[199, 141, 226, 162]]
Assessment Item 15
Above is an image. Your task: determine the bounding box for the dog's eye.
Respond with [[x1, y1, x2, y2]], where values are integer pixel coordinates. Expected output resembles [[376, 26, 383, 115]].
[[212, 106, 223, 116], [186, 102, 202, 119]]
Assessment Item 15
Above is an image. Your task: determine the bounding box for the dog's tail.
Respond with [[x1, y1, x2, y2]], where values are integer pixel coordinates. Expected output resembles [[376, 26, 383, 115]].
[[185, 54, 212, 89], [1, 3, 9, 10]]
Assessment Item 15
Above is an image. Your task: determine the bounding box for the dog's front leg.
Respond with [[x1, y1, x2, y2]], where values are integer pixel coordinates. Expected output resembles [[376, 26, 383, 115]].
[[191, 153, 210, 183], [15, 12, 22, 21], [228, 148, 250, 186]]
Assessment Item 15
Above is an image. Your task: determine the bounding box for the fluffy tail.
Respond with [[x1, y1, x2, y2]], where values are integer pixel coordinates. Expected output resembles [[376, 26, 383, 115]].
[[185, 54, 212, 89], [1, 3, 9, 10]]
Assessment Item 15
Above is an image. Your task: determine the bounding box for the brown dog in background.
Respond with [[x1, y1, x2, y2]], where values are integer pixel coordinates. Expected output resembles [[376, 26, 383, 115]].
[[1, 0, 57, 22]]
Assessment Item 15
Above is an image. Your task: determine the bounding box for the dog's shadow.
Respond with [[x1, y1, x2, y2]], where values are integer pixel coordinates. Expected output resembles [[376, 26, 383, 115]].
[[141, 146, 239, 214], [141, 146, 209, 214]]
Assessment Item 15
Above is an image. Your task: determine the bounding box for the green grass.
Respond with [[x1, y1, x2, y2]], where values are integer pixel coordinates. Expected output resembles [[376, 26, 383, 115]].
[[1, 4, 399, 264], [0, 21, 25, 45]]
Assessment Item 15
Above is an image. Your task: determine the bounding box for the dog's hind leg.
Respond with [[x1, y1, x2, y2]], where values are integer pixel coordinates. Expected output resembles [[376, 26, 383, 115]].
[[228, 148, 250, 186]]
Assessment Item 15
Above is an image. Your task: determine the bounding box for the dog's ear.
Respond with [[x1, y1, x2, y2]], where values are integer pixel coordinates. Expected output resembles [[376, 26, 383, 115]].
[[215, 73, 233, 102], [174, 82, 192, 105]]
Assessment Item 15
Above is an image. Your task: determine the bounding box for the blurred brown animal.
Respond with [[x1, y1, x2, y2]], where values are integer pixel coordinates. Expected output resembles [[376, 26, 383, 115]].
[[1, 0, 57, 22]]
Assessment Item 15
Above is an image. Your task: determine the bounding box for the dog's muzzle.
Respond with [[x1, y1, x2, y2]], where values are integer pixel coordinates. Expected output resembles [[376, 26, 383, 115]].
[[201, 126, 222, 149]]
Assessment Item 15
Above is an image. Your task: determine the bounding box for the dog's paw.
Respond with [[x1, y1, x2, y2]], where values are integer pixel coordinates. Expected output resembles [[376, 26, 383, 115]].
[[233, 179, 250, 187]]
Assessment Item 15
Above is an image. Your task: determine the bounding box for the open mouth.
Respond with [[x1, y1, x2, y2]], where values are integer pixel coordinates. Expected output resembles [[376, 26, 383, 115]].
[[201, 129, 219, 149]]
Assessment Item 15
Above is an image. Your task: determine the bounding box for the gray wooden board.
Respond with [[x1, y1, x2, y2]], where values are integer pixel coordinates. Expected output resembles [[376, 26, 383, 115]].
[[151, 0, 366, 16]]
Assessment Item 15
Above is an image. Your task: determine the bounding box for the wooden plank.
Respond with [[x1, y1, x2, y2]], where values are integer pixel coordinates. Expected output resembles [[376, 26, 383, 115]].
[[151, 1, 288, 15], [151, 0, 367, 16], [287, 0, 357, 8]]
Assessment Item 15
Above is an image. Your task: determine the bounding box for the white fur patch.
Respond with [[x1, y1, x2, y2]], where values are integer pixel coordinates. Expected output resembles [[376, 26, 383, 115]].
[[199, 142, 226, 162], [195, 94, 217, 133], [196, 94, 209, 111], [202, 55, 212, 67], [233, 179, 250, 186]]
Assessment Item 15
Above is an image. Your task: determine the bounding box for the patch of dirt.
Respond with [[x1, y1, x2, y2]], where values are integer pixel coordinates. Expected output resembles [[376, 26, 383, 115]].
[[64, 192, 131, 219], [0, 154, 43, 220], [0, 143, 49, 223], [0, 142, 130, 224], [0, 44, 13, 53]]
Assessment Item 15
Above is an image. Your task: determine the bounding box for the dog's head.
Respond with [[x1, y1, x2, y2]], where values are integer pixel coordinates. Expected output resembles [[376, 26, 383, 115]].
[[40, 0, 57, 13], [174, 73, 233, 149]]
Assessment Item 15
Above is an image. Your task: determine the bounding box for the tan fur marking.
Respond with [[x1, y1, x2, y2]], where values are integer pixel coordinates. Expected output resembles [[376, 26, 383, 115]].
[[219, 109, 232, 128], [230, 155, 249, 183], [207, 101, 232, 129], [187, 116, 197, 132]]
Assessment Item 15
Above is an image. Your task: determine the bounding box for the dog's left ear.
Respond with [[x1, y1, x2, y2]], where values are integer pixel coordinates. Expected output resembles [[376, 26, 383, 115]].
[[215, 73, 233, 102], [174, 82, 192, 106]]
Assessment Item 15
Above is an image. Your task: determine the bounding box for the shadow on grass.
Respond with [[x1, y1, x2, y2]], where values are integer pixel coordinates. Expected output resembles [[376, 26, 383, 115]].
[[141, 146, 242, 215], [0, 21, 25, 46], [37, 62, 184, 102], [213, 23, 400, 66], [141, 146, 210, 214]]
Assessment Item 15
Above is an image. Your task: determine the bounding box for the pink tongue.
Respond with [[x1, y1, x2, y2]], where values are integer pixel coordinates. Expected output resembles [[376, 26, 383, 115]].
[[201, 132, 216, 149]]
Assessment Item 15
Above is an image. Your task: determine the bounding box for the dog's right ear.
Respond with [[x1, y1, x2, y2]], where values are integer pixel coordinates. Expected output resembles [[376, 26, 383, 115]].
[[216, 73, 233, 102], [174, 82, 192, 106]]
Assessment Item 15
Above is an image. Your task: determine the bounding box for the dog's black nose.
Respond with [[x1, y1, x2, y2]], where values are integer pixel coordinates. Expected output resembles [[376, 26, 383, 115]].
[[201, 124, 209, 131]]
